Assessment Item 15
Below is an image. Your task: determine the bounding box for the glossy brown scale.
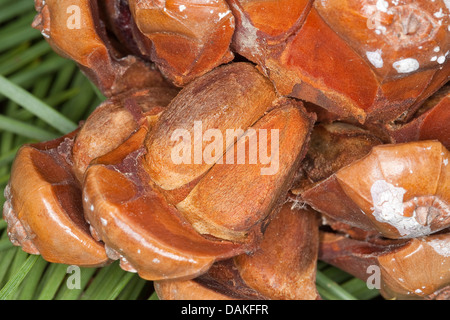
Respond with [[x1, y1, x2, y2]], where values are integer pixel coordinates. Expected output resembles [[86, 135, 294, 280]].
[[81, 63, 316, 280], [229, 0, 450, 124], [155, 203, 321, 300], [3, 131, 109, 267], [32, 0, 171, 96], [385, 84, 450, 149], [2, 0, 450, 300], [300, 141, 450, 239], [72, 87, 178, 181], [320, 230, 450, 300], [4, 87, 176, 267], [127, 0, 236, 86], [83, 127, 248, 281]]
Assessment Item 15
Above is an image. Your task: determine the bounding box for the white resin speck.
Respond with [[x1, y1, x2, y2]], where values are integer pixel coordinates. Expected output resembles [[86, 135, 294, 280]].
[[393, 58, 420, 74], [370, 180, 431, 238], [366, 50, 384, 68]]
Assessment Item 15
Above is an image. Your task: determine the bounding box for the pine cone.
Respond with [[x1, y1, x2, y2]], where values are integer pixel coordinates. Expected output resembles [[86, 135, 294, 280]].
[[3, 0, 450, 300]]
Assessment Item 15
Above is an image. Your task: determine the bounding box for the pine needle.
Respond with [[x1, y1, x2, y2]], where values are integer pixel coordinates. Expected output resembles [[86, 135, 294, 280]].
[[0, 75, 77, 134], [316, 270, 358, 300], [0, 254, 39, 300]]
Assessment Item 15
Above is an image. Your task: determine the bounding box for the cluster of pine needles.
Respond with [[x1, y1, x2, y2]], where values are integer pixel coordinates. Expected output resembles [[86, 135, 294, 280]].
[[0, 0, 381, 300]]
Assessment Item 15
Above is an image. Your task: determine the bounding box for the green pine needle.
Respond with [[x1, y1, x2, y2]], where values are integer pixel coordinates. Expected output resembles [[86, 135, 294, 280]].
[[316, 270, 358, 300], [0, 75, 77, 134], [0, 239, 13, 252], [0, 254, 40, 300]]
